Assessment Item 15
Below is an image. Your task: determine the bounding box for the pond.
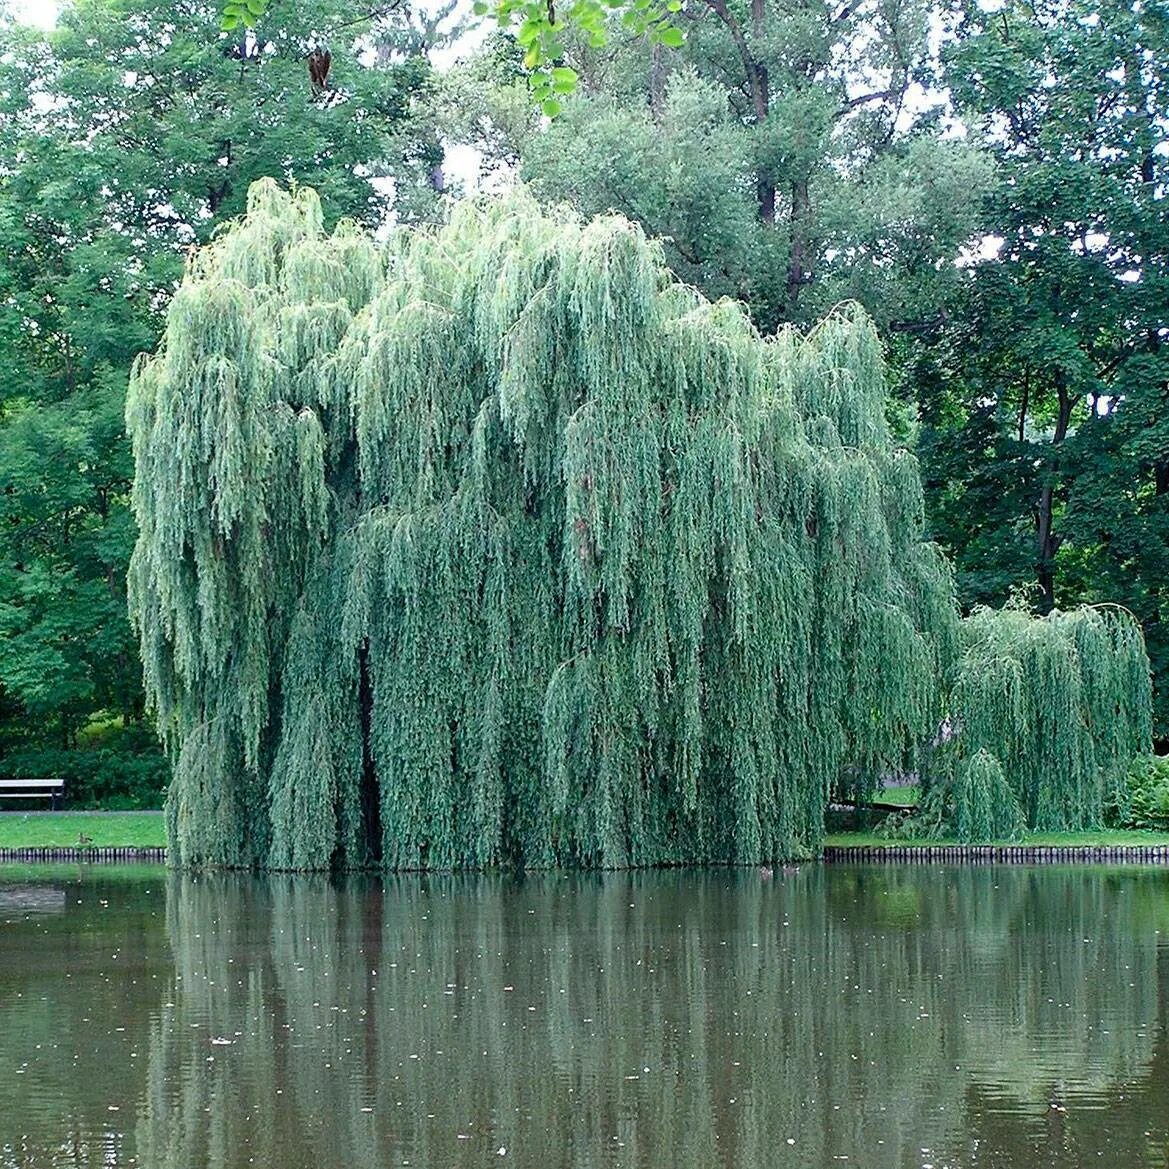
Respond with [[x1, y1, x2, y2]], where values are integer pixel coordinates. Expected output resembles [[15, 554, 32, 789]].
[[1, 864, 1167, 1169]]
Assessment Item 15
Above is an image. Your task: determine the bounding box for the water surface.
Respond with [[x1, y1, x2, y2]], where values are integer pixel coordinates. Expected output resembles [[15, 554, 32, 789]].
[[1, 864, 1167, 1168]]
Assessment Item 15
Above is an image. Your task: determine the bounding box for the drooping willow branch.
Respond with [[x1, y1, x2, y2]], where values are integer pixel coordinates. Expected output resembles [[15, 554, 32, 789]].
[[127, 180, 1151, 868]]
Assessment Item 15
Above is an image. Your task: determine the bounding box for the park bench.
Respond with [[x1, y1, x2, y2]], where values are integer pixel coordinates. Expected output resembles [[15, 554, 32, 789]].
[[0, 778, 65, 811]]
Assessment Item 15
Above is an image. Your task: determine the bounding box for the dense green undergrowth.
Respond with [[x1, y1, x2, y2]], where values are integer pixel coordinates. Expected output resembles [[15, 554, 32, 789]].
[[0, 723, 168, 810], [877, 753, 1169, 844]]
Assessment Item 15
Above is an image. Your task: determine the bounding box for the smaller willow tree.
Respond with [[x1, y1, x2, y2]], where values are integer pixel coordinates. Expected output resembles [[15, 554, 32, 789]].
[[930, 605, 1152, 834], [128, 180, 961, 870]]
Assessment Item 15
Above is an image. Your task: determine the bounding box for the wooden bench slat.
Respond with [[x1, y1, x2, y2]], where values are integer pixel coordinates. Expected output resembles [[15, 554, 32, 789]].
[[0, 778, 66, 809]]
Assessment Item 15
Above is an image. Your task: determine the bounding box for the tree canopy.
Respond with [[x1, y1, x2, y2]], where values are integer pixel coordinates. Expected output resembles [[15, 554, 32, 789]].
[[129, 181, 1151, 869], [3, 0, 1164, 830], [130, 180, 961, 869], [0, 0, 446, 797]]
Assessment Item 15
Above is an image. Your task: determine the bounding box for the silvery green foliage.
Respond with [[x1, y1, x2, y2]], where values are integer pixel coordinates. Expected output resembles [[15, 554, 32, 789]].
[[128, 180, 1028, 869], [942, 605, 1152, 833]]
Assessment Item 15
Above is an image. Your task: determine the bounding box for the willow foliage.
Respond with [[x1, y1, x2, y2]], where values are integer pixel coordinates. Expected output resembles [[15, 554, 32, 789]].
[[938, 605, 1153, 833], [128, 180, 1146, 870]]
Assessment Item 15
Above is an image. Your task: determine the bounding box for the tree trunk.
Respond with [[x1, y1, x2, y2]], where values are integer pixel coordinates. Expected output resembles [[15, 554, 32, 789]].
[[649, 42, 667, 121], [785, 177, 811, 312], [704, 0, 772, 222], [1035, 368, 1073, 613], [358, 641, 382, 863]]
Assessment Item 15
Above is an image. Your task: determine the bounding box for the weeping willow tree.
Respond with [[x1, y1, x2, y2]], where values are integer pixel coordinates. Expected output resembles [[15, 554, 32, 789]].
[[128, 178, 964, 870], [930, 605, 1153, 834]]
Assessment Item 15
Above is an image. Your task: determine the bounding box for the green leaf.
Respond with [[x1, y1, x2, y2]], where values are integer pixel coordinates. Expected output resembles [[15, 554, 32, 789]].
[[659, 25, 684, 46], [551, 66, 578, 93], [541, 97, 562, 116]]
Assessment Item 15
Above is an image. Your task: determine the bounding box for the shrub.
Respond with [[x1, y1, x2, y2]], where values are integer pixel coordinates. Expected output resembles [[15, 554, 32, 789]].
[[951, 750, 1025, 843], [879, 749, 1025, 843], [0, 724, 169, 809], [1116, 754, 1169, 832]]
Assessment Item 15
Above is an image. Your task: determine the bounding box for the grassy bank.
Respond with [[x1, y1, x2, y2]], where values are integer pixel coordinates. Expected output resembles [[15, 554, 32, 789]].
[[2, 810, 1168, 857], [0, 811, 165, 849]]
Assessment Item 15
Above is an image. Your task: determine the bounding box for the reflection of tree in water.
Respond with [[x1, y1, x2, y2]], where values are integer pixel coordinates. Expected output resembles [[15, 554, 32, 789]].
[[0, 871, 171, 1169], [960, 940, 1169, 1168], [135, 868, 1169, 1169]]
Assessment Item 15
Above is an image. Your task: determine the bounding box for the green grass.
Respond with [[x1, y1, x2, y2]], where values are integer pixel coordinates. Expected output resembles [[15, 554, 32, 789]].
[[0, 811, 165, 849], [824, 828, 1169, 848], [3, 809, 1167, 855], [877, 784, 919, 807]]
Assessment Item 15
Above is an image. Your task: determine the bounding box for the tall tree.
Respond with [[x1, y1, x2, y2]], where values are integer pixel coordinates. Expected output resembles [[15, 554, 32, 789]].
[[448, 0, 992, 333], [130, 181, 961, 869], [914, 0, 1169, 734], [0, 0, 448, 786]]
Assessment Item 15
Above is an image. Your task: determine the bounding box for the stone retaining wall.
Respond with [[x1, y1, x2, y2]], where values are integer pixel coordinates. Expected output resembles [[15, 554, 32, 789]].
[[0, 847, 167, 863], [823, 844, 1169, 863]]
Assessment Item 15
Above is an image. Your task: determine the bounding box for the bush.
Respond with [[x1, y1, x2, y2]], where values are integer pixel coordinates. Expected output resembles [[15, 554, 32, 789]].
[[0, 724, 169, 809], [1116, 754, 1169, 831], [952, 750, 1026, 843], [879, 749, 1025, 843]]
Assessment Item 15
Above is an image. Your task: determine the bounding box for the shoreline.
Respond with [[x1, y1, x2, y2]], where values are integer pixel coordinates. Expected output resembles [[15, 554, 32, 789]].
[[0, 846, 167, 863], [3, 844, 1169, 866], [823, 843, 1169, 864]]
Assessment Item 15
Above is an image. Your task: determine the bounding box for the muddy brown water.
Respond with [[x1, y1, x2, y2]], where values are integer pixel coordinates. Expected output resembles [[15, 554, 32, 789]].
[[1, 864, 1167, 1168]]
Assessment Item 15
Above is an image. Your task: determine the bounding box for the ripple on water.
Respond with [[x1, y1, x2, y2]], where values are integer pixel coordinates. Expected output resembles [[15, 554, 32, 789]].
[[0, 864, 1167, 1169]]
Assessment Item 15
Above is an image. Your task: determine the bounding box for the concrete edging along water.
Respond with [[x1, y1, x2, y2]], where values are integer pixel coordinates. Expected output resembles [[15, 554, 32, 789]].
[[2, 844, 1169, 865], [0, 847, 167, 863], [823, 844, 1169, 863]]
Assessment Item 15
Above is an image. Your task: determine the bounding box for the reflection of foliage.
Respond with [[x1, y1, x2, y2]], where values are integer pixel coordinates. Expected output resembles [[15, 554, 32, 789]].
[[128, 868, 1169, 1168], [0, 870, 172, 1165]]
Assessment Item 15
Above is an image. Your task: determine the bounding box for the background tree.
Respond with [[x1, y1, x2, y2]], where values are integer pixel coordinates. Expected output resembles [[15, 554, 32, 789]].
[[451, 0, 1169, 739], [913, 0, 1169, 736], [0, 0, 450, 801], [445, 0, 993, 333]]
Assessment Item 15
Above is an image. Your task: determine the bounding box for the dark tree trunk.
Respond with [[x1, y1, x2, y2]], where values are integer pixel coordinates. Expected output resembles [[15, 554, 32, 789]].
[[785, 177, 811, 311], [1035, 368, 1073, 613], [705, 0, 773, 223], [358, 641, 382, 864]]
